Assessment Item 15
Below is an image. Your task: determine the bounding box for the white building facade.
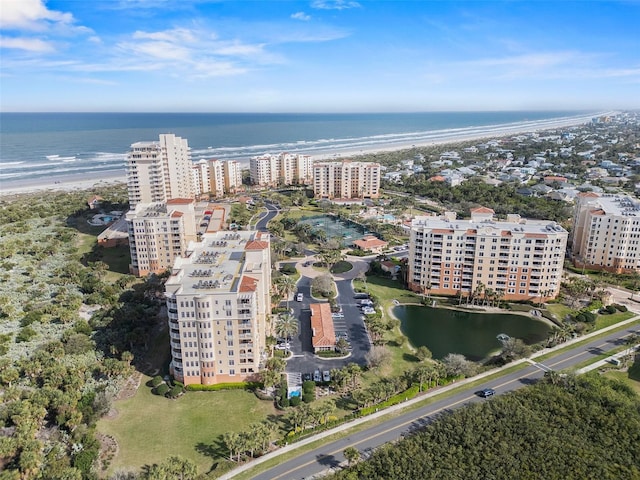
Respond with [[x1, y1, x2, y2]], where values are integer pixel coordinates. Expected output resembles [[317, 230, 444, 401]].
[[126, 134, 195, 207], [164, 231, 271, 386], [572, 193, 640, 273], [313, 161, 381, 199], [126, 199, 198, 277], [249, 153, 313, 187]]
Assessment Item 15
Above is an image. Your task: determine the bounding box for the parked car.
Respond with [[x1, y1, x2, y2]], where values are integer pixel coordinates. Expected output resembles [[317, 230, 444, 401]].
[[302, 373, 312, 382], [296, 293, 303, 302], [275, 343, 290, 350], [313, 370, 322, 382], [322, 371, 331, 382]]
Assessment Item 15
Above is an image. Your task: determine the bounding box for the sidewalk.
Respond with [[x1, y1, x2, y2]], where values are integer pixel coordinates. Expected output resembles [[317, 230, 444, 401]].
[[219, 314, 640, 480]]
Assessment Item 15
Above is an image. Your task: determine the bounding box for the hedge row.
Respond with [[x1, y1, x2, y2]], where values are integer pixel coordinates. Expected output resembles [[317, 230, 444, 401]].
[[186, 381, 261, 391], [358, 385, 421, 417]]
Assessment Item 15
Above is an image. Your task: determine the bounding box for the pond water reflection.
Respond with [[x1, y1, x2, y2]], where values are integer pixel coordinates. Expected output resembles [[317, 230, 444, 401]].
[[395, 305, 552, 361]]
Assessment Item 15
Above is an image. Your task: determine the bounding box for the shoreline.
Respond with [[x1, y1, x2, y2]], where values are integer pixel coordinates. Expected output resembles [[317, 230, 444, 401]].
[[0, 112, 604, 196]]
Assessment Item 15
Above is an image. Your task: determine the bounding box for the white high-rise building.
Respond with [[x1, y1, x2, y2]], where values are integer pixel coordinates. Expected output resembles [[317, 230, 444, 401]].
[[572, 193, 640, 273], [313, 161, 381, 199], [249, 153, 313, 187], [408, 208, 567, 302], [223, 160, 243, 194], [164, 230, 271, 386], [126, 199, 198, 277], [126, 134, 195, 207], [207, 159, 226, 198], [192, 159, 210, 196]]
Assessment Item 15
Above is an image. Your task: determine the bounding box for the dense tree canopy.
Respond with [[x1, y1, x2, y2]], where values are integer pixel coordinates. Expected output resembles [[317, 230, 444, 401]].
[[331, 375, 640, 480], [386, 177, 573, 223]]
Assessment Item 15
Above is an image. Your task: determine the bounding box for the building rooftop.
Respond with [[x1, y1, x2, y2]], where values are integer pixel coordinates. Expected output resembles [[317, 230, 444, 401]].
[[166, 231, 268, 296], [353, 235, 388, 249], [310, 303, 336, 349], [588, 194, 640, 217], [411, 215, 567, 236]]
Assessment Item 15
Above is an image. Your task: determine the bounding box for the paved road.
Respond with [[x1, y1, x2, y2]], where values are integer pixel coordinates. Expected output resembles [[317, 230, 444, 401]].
[[250, 322, 640, 480], [284, 271, 372, 378], [254, 201, 279, 231]]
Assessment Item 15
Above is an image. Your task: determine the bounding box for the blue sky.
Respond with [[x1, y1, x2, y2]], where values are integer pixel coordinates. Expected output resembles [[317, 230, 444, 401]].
[[1, 0, 639, 112]]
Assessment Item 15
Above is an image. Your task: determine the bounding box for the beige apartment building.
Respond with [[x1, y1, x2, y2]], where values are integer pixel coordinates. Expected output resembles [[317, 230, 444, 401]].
[[126, 199, 198, 277], [192, 159, 210, 196], [126, 134, 195, 207], [249, 153, 313, 187], [223, 160, 243, 194], [408, 208, 567, 302], [164, 230, 271, 386], [572, 193, 640, 273], [192, 159, 244, 197], [313, 161, 381, 199]]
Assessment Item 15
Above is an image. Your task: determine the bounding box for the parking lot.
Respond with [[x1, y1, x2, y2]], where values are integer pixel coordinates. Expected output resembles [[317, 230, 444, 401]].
[[283, 261, 372, 383]]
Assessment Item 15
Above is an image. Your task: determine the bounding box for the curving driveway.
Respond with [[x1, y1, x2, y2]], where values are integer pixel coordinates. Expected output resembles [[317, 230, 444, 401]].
[[283, 254, 372, 377]]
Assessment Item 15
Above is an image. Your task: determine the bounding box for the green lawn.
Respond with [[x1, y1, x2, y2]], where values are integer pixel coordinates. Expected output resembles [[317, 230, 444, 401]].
[[355, 276, 422, 306], [330, 261, 353, 274], [545, 303, 573, 322], [97, 383, 278, 475], [603, 368, 640, 395], [595, 310, 635, 330], [353, 276, 423, 378]]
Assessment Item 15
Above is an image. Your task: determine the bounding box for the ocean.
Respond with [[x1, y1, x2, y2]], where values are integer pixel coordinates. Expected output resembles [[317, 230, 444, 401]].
[[0, 111, 595, 186]]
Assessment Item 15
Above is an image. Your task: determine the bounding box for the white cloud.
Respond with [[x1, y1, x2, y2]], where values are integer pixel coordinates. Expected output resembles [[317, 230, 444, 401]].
[[213, 42, 266, 57], [312, 0, 361, 10], [0, 0, 74, 30], [133, 28, 198, 43], [291, 12, 311, 21], [0, 35, 54, 52], [465, 51, 582, 69]]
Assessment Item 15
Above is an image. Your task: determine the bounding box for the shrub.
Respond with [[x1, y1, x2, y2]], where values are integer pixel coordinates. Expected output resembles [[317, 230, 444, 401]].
[[279, 397, 290, 408], [154, 383, 169, 396], [167, 385, 184, 398], [302, 380, 315, 393], [280, 264, 297, 274], [614, 304, 628, 312], [290, 396, 301, 407], [151, 375, 164, 388], [302, 392, 315, 403], [605, 305, 617, 314], [255, 390, 273, 401], [15, 325, 37, 343], [185, 381, 260, 391]]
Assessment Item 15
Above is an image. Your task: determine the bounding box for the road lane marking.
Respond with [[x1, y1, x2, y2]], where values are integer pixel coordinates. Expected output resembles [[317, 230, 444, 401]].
[[265, 331, 638, 480]]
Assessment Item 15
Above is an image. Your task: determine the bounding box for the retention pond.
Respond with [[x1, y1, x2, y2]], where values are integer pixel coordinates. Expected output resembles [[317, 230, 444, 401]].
[[395, 305, 552, 361]]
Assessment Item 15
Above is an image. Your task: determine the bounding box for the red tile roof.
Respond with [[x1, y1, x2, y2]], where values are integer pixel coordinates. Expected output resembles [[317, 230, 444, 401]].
[[470, 206, 495, 214], [245, 240, 269, 250], [310, 303, 336, 349], [353, 235, 387, 249], [167, 198, 194, 205], [239, 275, 258, 292]]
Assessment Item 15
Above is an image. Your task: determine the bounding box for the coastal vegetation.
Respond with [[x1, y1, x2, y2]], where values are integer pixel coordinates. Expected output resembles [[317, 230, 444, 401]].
[[0, 186, 177, 478], [329, 374, 640, 480]]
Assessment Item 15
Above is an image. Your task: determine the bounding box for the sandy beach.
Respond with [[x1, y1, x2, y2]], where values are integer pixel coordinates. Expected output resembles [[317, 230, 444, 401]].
[[0, 112, 606, 197]]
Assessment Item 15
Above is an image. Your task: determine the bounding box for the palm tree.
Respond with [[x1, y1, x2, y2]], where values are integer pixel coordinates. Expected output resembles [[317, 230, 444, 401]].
[[275, 275, 296, 308], [275, 313, 298, 343], [344, 446, 361, 466]]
